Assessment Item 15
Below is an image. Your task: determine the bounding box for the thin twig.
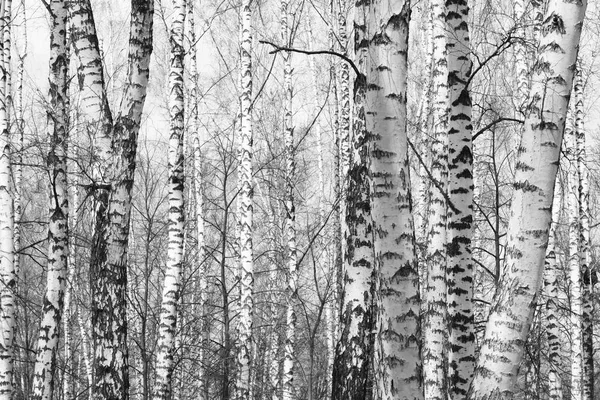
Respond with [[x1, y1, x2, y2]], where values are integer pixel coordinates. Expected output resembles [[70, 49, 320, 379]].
[[407, 137, 460, 215]]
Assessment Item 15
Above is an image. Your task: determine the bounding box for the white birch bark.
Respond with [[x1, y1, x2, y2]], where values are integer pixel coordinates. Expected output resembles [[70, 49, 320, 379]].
[[567, 121, 582, 400], [63, 176, 79, 400], [332, 5, 374, 398], [361, 1, 422, 399], [70, 0, 154, 398], [423, 0, 448, 397], [77, 308, 93, 400], [186, 2, 209, 398], [235, 0, 254, 396], [446, 0, 475, 396], [12, 0, 24, 285], [544, 180, 563, 400], [31, 0, 69, 398], [281, 1, 296, 399], [154, 1, 186, 398], [574, 66, 593, 400], [329, 0, 342, 348], [514, 0, 529, 113], [337, 0, 350, 288], [0, 0, 15, 394], [468, 0, 587, 396], [415, 3, 434, 248]]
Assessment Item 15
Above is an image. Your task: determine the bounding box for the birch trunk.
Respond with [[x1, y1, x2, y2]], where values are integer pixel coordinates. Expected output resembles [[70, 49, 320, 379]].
[[187, 2, 209, 398], [235, 0, 254, 396], [468, 0, 587, 395], [361, 1, 422, 399], [154, 1, 186, 398], [331, 5, 374, 398], [281, 2, 296, 399], [337, 0, 350, 288], [544, 180, 563, 400], [12, 0, 24, 285], [329, 0, 342, 348], [446, 0, 475, 396], [568, 121, 582, 400], [574, 66, 593, 400], [514, 0, 529, 113], [31, 0, 69, 398], [64, 177, 80, 400], [70, 0, 154, 398], [423, 0, 448, 397], [0, 0, 15, 394]]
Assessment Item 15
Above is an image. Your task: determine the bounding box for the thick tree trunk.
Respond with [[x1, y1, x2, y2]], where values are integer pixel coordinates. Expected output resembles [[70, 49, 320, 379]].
[[31, 0, 69, 398], [331, 4, 374, 398], [154, 1, 186, 398], [235, 0, 254, 396], [361, 1, 422, 399], [468, 0, 587, 396], [446, 0, 475, 396], [70, 0, 154, 398]]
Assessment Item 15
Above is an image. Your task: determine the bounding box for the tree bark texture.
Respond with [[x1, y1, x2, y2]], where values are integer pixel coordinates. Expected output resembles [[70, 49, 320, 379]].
[[364, 0, 422, 399], [32, 0, 69, 398], [468, 0, 587, 396], [446, 0, 475, 396], [154, 0, 186, 398]]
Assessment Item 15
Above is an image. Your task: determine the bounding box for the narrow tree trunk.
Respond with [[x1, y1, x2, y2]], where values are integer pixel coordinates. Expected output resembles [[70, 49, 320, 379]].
[[544, 179, 563, 400], [446, 0, 475, 396], [187, 2, 209, 398], [574, 66, 593, 400], [77, 307, 93, 400], [0, 0, 16, 394], [281, 1, 296, 398], [154, 1, 186, 398], [514, 0, 529, 113], [423, 0, 448, 397], [31, 0, 69, 397], [235, 0, 254, 396], [329, 0, 342, 349], [363, 1, 422, 399], [468, 0, 587, 395], [64, 176, 80, 400], [567, 120, 582, 400]]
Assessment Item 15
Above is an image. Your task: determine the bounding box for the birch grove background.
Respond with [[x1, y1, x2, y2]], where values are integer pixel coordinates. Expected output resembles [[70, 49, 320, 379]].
[[3, 0, 600, 398]]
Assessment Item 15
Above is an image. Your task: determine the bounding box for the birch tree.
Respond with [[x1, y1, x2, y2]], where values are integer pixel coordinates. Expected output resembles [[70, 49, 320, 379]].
[[567, 120, 582, 400], [468, 0, 587, 395], [423, 0, 448, 396], [186, 1, 209, 398], [0, 0, 15, 393], [331, 1, 375, 397], [70, 0, 154, 398], [574, 66, 593, 400], [446, 0, 475, 396], [544, 180, 563, 400], [31, 0, 69, 397], [280, 0, 297, 398], [235, 0, 254, 395], [361, 0, 422, 398], [154, 0, 186, 398]]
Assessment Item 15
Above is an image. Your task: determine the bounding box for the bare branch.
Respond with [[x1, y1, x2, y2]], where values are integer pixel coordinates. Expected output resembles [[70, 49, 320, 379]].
[[259, 39, 362, 79]]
